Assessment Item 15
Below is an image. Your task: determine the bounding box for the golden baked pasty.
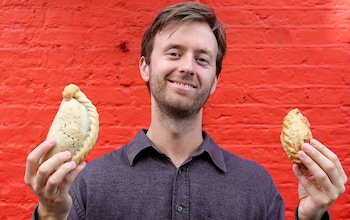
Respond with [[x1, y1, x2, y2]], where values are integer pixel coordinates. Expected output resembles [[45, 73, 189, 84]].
[[280, 108, 313, 164], [42, 84, 99, 165]]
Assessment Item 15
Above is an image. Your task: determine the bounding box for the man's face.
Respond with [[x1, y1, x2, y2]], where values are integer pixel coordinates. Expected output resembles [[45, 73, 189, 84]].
[[140, 21, 218, 118]]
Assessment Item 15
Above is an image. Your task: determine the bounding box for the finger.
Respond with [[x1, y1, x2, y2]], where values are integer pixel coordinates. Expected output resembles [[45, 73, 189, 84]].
[[299, 144, 348, 204], [292, 164, 322, 200], [25, 139, 56, 184], [310, 139, 348, 183], [298, 147, 334, 190], [36, 151, 72, 190], [59, 161, 87, 195], [45, 160, 77, 195], [303, 141, 346, 189]]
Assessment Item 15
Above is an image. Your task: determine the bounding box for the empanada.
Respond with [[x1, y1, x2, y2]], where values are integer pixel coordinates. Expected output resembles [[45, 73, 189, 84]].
[[42, 84, 99, 165], [280, 108, 312, 164]]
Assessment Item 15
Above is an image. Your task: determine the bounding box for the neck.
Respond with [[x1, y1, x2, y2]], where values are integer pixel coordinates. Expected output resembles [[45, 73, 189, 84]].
[[146, 103, 204, 167]]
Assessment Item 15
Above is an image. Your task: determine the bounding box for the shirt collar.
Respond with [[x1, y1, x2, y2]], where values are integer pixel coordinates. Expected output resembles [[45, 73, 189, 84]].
[[126, 129, 227, 173], [198, 131, 227, 172], [126, 129, 153, 165]]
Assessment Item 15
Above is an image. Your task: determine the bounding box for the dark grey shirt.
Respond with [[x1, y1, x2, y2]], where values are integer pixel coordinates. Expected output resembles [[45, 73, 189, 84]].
[[31, 129, 331, 219], [68, 129, 284, 219]]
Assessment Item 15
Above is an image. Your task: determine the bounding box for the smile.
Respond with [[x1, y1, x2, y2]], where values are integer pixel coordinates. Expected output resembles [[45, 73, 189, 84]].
[[169, 80, 196, 89], [174, 82, 194, 88]]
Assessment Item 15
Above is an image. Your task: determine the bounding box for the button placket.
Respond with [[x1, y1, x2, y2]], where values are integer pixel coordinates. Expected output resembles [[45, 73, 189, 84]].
[[172, 164, 190, 219]]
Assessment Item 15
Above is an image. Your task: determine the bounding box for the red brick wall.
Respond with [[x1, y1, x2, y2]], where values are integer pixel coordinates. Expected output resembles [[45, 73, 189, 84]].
[[0, 0, 349, 219]]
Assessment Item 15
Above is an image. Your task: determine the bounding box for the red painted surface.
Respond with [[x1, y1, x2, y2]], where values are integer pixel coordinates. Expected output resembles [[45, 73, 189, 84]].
[[0, 0, 349, 219]]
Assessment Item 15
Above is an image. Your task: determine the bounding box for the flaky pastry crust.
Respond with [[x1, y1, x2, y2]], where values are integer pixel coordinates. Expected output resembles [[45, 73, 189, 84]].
[[42, 84, 99, 165], [280, 108, 312, 164]]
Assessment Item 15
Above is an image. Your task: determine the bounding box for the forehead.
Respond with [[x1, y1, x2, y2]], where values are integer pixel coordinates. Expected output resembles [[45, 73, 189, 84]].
[[154, 21, 218, 55]]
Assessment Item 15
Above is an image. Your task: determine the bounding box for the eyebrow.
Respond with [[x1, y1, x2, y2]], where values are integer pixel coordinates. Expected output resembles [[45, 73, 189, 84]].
[[164, 43, 215, 58]]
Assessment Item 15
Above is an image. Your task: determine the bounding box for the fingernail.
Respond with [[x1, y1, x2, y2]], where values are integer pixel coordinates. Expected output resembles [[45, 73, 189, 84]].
[[310, 138, 317, 145], [79, 161, 87, 168], [64, 151, 72, 158], [298, 150, 307, 159], [47, 139, 55, 145], [302, 143, 312, 152], [70, 161, 77, 168], [292, 164, 302, 176]]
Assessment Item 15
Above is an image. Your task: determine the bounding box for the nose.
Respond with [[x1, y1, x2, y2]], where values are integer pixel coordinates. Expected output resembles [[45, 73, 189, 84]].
[[179, 54, 195, 75]]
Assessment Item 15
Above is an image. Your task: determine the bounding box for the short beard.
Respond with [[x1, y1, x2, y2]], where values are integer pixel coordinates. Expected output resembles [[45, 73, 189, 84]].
[[149, 71, 212, 120], [156, 89, 210, 120]]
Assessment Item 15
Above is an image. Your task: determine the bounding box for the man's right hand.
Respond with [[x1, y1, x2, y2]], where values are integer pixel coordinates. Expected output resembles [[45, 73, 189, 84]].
[[24, 139, 86, 220]]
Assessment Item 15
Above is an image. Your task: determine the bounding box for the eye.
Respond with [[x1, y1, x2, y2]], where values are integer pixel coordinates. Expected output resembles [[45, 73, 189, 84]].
[[169, 52, 180, 57], [166, 49, 181, 58], [196, 57, 209, 65]]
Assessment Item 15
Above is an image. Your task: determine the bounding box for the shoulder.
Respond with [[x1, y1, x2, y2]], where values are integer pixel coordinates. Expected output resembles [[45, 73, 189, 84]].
[[82, 129, 152, 174], [203, 132, 271, 179], [86, 146, 130, 173], [222, 149, 271, 179], [220, 149, 282, 202], [224, 149, 265, 170]]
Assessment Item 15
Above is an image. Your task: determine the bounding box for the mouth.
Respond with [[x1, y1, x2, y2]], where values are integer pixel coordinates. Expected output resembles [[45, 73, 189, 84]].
[[169, 80, 196, 89]]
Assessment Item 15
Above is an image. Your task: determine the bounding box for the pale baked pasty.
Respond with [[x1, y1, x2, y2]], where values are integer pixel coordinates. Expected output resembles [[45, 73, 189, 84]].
[[280, 108, 313, 164], [42, 84, 99, 165]]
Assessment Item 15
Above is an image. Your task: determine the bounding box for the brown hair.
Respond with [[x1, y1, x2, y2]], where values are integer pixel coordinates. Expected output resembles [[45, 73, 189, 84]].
[[141, 2, 226, 76]]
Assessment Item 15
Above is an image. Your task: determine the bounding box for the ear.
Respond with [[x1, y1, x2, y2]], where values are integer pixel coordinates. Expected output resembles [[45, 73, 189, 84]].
[[139, 56, 150, 83], [209, 75, 219, 95]]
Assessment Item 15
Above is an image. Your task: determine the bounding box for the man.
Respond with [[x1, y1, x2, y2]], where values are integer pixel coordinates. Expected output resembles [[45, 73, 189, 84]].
[[25, 2, 347, 220]]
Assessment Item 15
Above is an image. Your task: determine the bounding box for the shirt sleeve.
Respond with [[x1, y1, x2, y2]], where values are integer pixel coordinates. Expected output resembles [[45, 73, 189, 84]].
[[30, 205, 38, 220], [294, 206, 330, 220], [267, 187, 285, 219]]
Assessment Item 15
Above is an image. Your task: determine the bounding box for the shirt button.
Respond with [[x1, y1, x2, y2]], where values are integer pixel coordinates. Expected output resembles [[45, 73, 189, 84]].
[[176, 205, 183, 212]]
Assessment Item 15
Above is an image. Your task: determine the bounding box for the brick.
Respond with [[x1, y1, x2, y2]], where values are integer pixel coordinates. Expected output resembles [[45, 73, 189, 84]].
[[293, 28, 350, 44], [262, 66, 350, 85], [0, 1, 349, 219]]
